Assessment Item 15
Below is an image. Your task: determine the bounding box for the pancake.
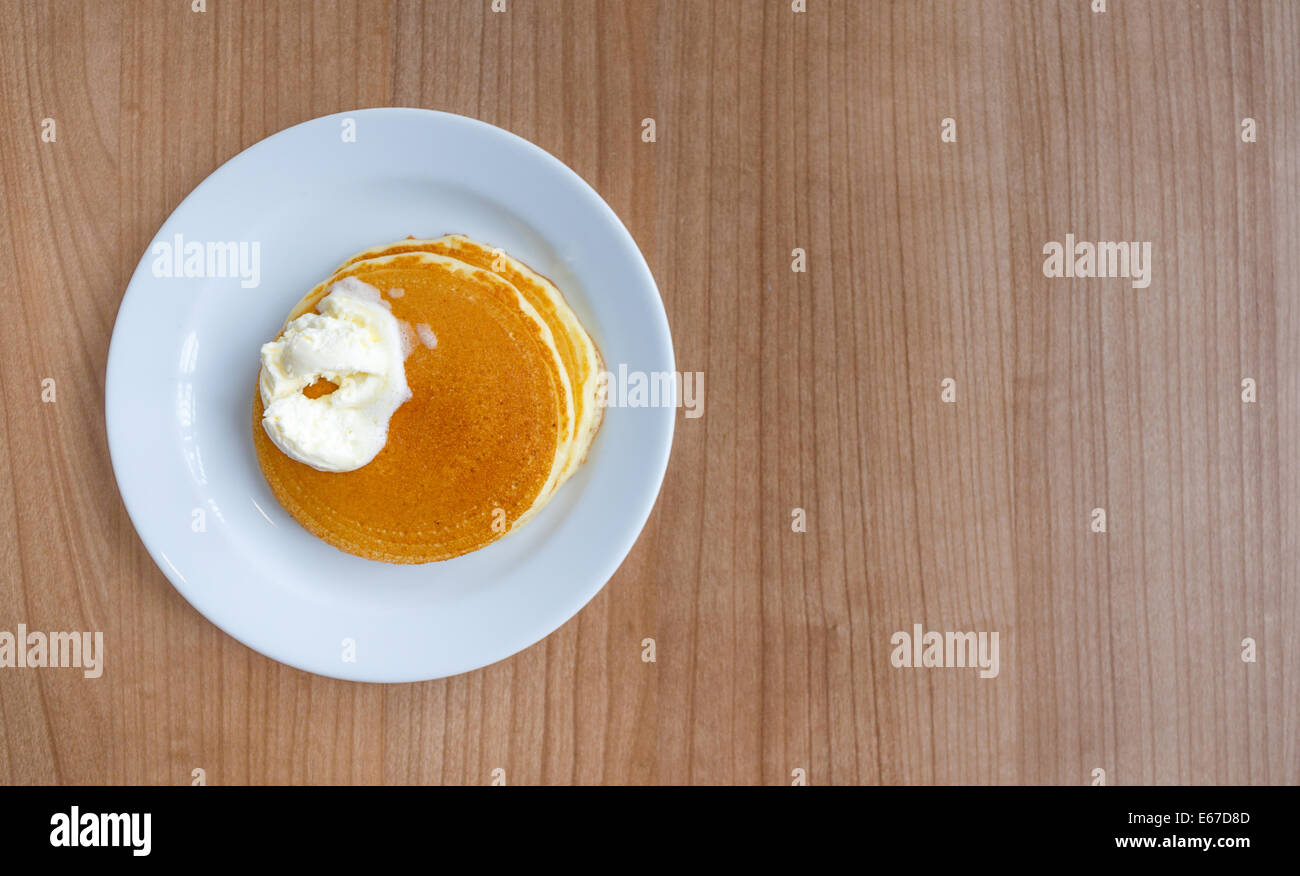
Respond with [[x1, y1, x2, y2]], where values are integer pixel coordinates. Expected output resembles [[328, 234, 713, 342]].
[[330, 235, 604, 486], [293, 247, 577, 494], [253, 251, 568, 563]]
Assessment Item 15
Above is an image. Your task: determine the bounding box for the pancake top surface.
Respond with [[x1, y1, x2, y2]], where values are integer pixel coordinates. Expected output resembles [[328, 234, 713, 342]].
[[253, 251, 563, 564], [332, 235, 604, 481]]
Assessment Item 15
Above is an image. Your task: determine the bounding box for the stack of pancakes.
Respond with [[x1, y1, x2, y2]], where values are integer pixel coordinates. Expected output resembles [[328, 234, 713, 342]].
[[252, 235, 603, 564]]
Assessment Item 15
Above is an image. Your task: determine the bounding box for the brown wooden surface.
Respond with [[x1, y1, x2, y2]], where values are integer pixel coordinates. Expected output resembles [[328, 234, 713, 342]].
[[0, 0, 1296, 785]]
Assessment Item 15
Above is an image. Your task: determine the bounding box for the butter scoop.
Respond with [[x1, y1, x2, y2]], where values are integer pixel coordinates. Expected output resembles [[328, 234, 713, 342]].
[[258, 277, 412, 472]]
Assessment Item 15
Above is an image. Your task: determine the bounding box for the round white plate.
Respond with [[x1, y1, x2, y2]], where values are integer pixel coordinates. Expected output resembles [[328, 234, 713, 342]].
[[106, 108, 675, 682]]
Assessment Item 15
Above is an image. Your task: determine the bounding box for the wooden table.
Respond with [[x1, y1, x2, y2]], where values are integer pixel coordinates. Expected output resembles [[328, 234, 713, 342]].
[[0, 0, 1295, 785]]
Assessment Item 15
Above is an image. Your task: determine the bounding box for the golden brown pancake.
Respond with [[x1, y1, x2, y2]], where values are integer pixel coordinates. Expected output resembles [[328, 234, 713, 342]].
[[330, 235, 604, 485], [292, 246, 576, 496], [253, 251, 566, 564]]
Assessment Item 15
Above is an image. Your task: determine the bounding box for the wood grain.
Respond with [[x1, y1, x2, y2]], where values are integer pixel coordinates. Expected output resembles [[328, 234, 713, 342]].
[[0, 0, 1295, 785]]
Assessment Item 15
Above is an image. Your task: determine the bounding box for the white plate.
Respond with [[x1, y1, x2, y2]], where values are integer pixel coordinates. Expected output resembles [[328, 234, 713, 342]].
[[106, 108, 675, 682]]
